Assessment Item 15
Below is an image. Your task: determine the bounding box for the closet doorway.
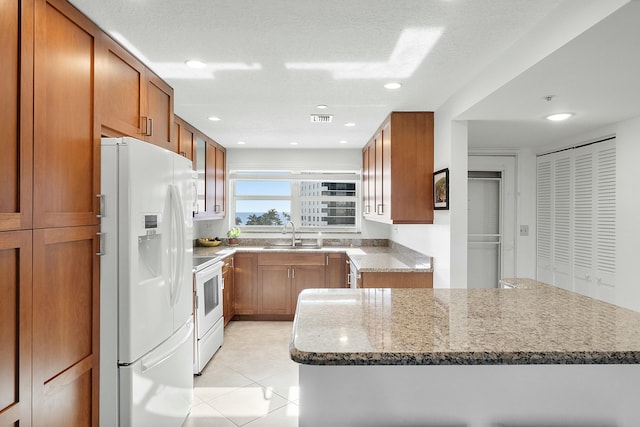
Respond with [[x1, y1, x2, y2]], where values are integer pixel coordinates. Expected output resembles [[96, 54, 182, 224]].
[[468, 155, 516, 288]]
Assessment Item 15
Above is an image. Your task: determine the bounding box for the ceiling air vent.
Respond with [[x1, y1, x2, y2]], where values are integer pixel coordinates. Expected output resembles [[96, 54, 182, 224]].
[[310, 114, 333, 123]]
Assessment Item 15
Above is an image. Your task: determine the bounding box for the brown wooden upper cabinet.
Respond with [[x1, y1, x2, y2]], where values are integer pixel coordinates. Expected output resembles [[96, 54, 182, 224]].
[[99, 34, 175, 152], [195, 135, 226, 218], [33, 0, 101, 229], [362, 112, 434, 224], [0, 0, 33, 232], [174, 115, 195, 162]]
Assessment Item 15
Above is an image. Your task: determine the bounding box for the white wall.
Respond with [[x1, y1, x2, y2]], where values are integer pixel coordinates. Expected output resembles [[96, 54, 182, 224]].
[[390, 0, 629, 288], [195, 148, 390, 240], [615, 116, 640, 312]]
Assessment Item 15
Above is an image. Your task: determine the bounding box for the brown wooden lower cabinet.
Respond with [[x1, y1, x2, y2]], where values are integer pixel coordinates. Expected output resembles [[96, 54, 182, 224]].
[[0, 230, 32, 426], [290, 265, 325, 314], [325, 252, 347, 288], [233, 252, 258, 315], [32, 225, 100, 427], [232, 252, 327, 319], [360, 271, 433, 288], [222, 255, 235, 326], [258, 265, 291, 315]]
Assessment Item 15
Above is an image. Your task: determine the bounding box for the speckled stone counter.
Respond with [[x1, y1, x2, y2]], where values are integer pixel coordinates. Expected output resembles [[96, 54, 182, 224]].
[[290, 283, 640, 365], [193, 243, 432, 272]]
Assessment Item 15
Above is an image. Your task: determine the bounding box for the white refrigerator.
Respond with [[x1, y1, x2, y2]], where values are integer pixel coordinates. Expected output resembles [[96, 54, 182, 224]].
[[100, 137, 195, 426]]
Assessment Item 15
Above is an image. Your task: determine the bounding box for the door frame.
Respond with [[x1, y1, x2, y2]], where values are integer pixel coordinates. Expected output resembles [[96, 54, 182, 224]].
[[467, 154, 517, 281]]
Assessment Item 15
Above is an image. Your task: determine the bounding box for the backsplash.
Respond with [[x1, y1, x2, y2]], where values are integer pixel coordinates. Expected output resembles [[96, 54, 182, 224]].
[[194, 237, 389, 248]]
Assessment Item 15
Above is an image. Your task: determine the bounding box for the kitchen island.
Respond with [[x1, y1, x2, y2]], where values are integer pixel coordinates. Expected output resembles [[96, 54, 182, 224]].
[[290, 280, 640, 426]]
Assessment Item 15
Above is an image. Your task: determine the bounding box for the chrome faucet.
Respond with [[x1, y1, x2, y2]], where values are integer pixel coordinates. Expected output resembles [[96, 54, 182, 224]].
[[282, 221, 296, 246]]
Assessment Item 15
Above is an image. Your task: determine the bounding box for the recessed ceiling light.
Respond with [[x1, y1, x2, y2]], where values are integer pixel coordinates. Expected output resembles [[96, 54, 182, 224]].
[[339, 140, 348, 144], [545, 113, 573, 121], [290, 142, 298, 146], [344, 122, 356, 127], [185, 59, 206, 69], [384, 82, 402, 90], [237, 141, 246, 145], [208, 116, 221, 121], [316, 104, 328, 109]]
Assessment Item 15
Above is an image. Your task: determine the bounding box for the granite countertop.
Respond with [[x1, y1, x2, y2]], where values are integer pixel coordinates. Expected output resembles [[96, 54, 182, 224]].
[[290, 281, 640, 366], [193, 244, 432, 272]]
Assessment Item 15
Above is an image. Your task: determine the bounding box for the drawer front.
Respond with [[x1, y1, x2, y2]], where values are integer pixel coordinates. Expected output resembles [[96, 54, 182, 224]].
[[258, 252, 325, 266]]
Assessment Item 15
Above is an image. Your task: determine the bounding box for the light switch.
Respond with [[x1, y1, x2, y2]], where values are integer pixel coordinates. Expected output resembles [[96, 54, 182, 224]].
[[519, 225, 529, 236]]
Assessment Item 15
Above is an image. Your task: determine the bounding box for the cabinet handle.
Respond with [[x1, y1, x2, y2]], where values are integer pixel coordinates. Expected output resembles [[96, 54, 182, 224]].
[[377, 204, 384, 215], [141, 116, 153, 136], [292, 268, 295, 279], [96, 194, 105, 218], [326, 255, 329, 266], [287, 267, 290, 279], [96, 232, 105, 256]]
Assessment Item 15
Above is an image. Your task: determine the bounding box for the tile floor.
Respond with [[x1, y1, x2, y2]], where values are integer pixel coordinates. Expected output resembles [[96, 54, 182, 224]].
[[183, 321, 299, 427]]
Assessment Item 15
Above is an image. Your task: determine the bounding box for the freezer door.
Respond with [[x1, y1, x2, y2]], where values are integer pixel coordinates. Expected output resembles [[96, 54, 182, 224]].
[[171, 154, 195, 330], [119, 317, 194, 427], [118, 138, 175, 363]]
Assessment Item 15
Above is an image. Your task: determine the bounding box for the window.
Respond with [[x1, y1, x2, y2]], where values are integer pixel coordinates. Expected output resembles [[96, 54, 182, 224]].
[[231, 171, 360, 232]]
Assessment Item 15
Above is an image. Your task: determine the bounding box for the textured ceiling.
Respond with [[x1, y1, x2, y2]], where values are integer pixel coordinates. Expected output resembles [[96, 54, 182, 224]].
[[68, 0, 638, 150]]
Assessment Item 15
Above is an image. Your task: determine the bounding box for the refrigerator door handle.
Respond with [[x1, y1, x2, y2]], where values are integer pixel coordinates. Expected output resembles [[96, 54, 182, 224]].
[[169, 184, 186, 307], [141, 319, 193, 373]]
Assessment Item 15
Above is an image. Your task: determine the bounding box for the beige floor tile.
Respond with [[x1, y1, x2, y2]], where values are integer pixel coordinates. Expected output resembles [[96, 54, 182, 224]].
[[207, 383, 290, 426], [243, 403, 299, 427], [186, 321, 299, 426], [181, 402, 237, 427], [255, 371, 299, 402]]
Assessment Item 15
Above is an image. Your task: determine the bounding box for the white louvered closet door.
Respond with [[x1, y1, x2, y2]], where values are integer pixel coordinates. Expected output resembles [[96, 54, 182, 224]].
[[536, 158, 553, 284], [536, 138, 616, 301], [552, 154, 572, 291], [572, 147, 594, 297], [595, 142, 616, 302]]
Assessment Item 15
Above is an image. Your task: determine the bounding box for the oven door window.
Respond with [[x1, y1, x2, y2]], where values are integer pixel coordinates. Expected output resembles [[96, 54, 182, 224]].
[[203, 275, 220, 316]]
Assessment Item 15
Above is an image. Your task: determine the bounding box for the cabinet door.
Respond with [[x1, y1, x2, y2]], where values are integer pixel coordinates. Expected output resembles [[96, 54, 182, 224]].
[[204, 141, 225, 217], [0, 0, 33, 231], [233, 252, 258, 315], [361, 272, 433, 288], [362, 144, 370, 217], [205, 141, 217, 215], [258, 265, 291, 315], [380, 120, 392, 222], [374, 130, 384, 216], [33, 0, 100, 228], [222, 256, 234, 326], [175, 116, 195, 161], [99, 35, 146, 138], [291, 265, 325, 314], [215, 145, 226, 217], [325, 252, 347, 288], [32, 225, 100, 427], [144, 72, 175, 151], [0, 230, 32, 426]]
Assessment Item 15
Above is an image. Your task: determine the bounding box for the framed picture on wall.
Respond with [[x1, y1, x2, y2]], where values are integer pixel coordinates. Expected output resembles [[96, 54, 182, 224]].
[[433, 168, 449, 210]]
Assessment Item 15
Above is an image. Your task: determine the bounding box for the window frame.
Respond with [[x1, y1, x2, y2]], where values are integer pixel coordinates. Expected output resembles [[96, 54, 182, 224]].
[[230, 170, 361, 233]]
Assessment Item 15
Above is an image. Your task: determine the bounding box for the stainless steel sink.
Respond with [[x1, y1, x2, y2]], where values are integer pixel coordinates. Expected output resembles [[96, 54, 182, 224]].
[[262, 244, 322, 250]]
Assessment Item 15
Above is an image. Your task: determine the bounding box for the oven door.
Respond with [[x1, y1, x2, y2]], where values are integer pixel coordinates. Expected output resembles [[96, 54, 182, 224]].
[[194, 261, 224, 339]]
